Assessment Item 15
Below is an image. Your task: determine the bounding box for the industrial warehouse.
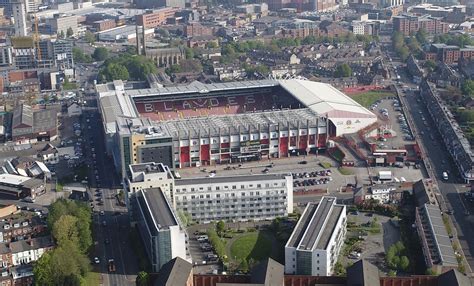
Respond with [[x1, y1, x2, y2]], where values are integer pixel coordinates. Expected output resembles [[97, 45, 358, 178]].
[[96, 79, 377, 176]]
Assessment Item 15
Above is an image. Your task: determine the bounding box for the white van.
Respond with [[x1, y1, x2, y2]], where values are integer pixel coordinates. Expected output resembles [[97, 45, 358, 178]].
[[442, 172, 448, 181]]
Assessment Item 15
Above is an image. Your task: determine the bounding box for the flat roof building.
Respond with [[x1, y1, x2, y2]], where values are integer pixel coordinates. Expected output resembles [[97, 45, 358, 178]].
[[125, 162, 293, 224], [135, 188, 187, 272], [285, 196, 347, 276], [97, 25, 154, 42]]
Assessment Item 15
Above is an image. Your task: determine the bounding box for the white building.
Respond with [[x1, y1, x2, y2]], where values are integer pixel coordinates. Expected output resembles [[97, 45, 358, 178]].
[[285, 197, 346, 276], [125, 162, 294, 224], [10, 236, 54, 266], [98, 25, 154, 42], [365, 185, 396, 203], [351, 21, 366, 35], [134, 188, 188, 272], [12, 2, 27, 37]]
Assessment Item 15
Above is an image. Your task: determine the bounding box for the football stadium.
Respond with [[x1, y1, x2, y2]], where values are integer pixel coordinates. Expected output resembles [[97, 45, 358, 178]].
[[96, 79, 376, 175]]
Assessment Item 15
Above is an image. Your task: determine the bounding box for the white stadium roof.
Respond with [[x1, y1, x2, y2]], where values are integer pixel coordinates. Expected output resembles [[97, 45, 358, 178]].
[[278, 79, 376, 119]]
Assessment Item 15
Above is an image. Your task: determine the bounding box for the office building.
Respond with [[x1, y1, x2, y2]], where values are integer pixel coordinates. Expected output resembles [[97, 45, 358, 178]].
[[285, 196, 347, 276], [0, 44, 13, 66], [125, 162, 294, 224], [12, 2, 27, 37], [134, 188, 187, 272], [45, 14, 78, 36]]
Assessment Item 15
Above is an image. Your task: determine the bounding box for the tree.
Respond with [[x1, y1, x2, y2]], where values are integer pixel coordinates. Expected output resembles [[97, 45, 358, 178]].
[[53, 215, 79, 246], [58, 30, 65, 39], [101, 63, 129, 81], [334, 63, 352, 78], [66, 27, 74, 37], [216, 221, 225, 236], [33, 252, 54, 286], [206, 41, 218, 49], [239, 259, 249, 273], [136, 271, 149, 286], [461, 80, 474, 97], [222, 44, 236, 56], [125, 45, 137, 55], [424, 60, 437, 72], [399, 256, 410, 271], [84, 30, 95, 44], [156, 28, 170, 38], [92, 47, 109, 61], [185, 47, 194, 59], [72, 47, 92, 63], [416, 28, 428, 45]]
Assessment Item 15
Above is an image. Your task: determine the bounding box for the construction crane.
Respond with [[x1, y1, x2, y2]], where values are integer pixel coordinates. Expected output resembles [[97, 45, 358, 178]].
[[34, 12, 41, 62]]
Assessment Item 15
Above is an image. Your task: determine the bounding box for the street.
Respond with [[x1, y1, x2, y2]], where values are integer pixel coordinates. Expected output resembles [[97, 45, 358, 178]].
[[383, 48, 474, 271]]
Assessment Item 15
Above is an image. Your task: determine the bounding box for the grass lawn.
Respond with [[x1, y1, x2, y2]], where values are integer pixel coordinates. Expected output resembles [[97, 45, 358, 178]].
[[351, 91, 394, 108], [230, 232, 272, 262], [63, 82, 77, 90], [82, 271, 100, 286], [320, 161, 332, 168], [338, 167, 354, 175]]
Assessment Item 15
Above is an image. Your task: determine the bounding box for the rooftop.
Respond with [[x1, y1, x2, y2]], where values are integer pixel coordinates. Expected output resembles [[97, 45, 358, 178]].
[[138, 188, 177, 230], [0, 174, 31, 186], [174, 173, 289, 186], [423, 204, 457, 266], [130, 162, 166, 174], [286, 196, 345, 251]]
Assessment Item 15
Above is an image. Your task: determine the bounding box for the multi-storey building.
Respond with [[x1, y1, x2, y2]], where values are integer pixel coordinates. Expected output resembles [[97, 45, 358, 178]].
[[183, 22, 213, 38], [423, 43, 474, 65], [285, 196, 346, 276], [393, 14, 449, 36], [135, 0, 185, 9], [125, 162, 294, 224], [0, 44, 13, 67], [92, 19, 116, 32], [136, 8, 177, 29], [11, 37, 35, 69], [45, 14, 78, 36], [134, 188, 187, 272]]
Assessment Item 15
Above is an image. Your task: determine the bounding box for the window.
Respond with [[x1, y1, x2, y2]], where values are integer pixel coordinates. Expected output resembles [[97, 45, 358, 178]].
[[232, 185, 236, 189]]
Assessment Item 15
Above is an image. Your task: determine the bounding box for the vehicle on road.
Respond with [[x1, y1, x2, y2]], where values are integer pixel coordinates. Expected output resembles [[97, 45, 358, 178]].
[[108, 259, 116, 272], [94, 257, 100, 264], [442, 171, 449, 181]]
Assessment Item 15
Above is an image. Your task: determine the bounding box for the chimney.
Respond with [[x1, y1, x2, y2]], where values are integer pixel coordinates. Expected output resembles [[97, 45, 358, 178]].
[[136, 24, 141, 56], [141, 25, 146, 56]]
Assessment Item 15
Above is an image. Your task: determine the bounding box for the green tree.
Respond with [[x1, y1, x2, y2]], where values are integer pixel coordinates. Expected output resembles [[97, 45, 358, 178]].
[[424, 60, 437, 72], [239, 259, 249, 273], [156, 28, 170, 38], [102, 63, 129, 81], [72, 47, 92, 63], [206, 41, 218, 49], [416, 28, 428, 44], [216, 221, 225, 236], [66, 27, 74, 37], [125, 45, 137, 55], [92, 47, 109, 61], [222, 44, 236, 56], [399, 256, 410, 271], [136, 271, 149, 286], [185, 47, 194, 59], [461, 80, 474, 97], [334, 63, 352, 78], [33, 252, 54, 286], [426, 268, 438, 275], [58, 30, 65, 39], [52, 215, 79, 246], [84, 30, 95, 44]]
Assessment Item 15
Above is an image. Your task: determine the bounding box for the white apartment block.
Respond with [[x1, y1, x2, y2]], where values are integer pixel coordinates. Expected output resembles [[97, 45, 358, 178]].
[[285, 197, 346, 276], [12, 2, 27, 37], [125, 162, 293, 224], [352, 21, 366, 35]]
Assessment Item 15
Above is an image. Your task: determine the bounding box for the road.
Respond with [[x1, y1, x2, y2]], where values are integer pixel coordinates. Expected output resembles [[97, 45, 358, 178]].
[[382, 47, 474, 272], [76, 65, 137, 285]]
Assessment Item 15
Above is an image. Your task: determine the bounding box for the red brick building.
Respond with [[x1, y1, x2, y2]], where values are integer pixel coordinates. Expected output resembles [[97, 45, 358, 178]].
[[92, 19, 116, 31], [184, 22, 214, 38], [136, 8, 177, 29], [393, 14, 449, 36]]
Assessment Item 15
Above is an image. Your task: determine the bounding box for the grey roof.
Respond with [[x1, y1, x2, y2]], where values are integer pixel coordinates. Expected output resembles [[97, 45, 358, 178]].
[[32, 109, 57, 132], [174, 173, 288, 186], [423, 204, 458, 266], [250, 258, 284, 286], [9, 236, 53, 253], [127, 79, 278, 99], [139, 188, 177, 230], [346, 260, 380, 286], [12, 104, 33, 128], [438, 269, 474, 286], [154, 257, 193, 286], [130, 162, 166, 174], [286, 197, 344, 251]]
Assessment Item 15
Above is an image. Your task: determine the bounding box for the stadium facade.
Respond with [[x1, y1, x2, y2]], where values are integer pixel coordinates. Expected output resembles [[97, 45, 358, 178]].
[[96, 79, 376, 177]]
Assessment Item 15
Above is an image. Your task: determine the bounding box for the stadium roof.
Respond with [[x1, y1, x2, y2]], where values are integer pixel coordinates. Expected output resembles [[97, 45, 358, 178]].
[[127, 79, 278, 98], [278, 79, 376, 118]]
